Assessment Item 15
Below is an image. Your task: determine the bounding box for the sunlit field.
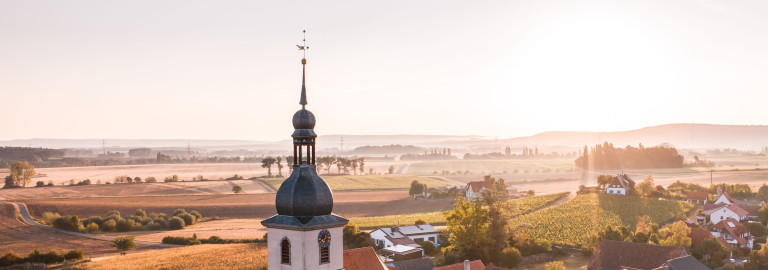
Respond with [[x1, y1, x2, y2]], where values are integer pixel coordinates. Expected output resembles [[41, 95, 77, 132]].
[[404, 159, 575, 176], [72, 243, 267, 270]]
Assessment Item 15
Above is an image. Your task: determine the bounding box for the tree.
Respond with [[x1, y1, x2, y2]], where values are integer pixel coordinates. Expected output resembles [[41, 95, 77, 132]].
[[480, 176, 512, 264], [388, 165, 395, 174], [286, 156, 294, 174], [111, 236, 137, 255], [637, 176, 655, 197], [414, 219, 427, 225], [748, 239, 768, 270], [545, 261, 565, 270], [232, 185, 243, 194], [597, 175, 613, 189], [409, 180, 427, 196], [276, 156, 283, 177], [10, 161, 35, 187], [692, 238, 728, 268], [759, 184, 768, 202], [261, 156, 276, 177], [443, 197, 492, 260], [660, 221, 691, 249], [759, 204, 768, 224], [358, 157, 365, 175]]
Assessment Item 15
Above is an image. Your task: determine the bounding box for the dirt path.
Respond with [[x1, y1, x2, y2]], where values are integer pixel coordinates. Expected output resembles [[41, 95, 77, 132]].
[[512, 192, 574, 218]]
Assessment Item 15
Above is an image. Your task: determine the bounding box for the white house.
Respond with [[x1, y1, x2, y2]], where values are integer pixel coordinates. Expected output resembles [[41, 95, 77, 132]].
[[465, 181, 494, 200], [702, 203, 749, 223], [370, 225, 440, 249], [685, 191, 708, 205], [606, 173, 635, 195], [712, 192, 736, 205], [711, 218, 754, 249]]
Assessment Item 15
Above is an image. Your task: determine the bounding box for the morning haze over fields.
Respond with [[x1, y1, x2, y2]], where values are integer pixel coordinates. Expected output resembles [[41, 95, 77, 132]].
[[1, 1, 768, 270]]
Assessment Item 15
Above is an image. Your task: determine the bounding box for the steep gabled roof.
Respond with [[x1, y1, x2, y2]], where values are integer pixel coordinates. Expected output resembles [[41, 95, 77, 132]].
[[688, 229, 714, 247], [686, 192, 708, 201], [343, 246, 389, 270], [434, 260, 486, 270], [390, 257, 436, 270], [588, 240, 687, 270], [714, 218, 748, 238], [665, 255, 711, 270], [467, 181, 494, 193], [726, 204, 749, 217]]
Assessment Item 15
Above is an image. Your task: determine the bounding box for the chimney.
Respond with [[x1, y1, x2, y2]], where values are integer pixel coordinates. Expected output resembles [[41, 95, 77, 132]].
[[464, 260, 470, 270]]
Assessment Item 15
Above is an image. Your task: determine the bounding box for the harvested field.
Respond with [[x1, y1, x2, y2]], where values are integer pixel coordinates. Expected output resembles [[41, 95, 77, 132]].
[[73, 243, 267, 270], [0, 202, 167, 257], [17, 190, 455, 220], [405, 159, 575, 175], [0, 180, 273, 200], [98, 219, 267, 242], [261, 175, 450, 191]]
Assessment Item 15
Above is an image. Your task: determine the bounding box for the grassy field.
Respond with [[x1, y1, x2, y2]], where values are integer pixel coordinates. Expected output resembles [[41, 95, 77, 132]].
[[405, 159, 574, 175], [350, 192, 569, 229], [510, 193, 693, 247], [260, 175, 448, 191], [72, 243, 267, 270]]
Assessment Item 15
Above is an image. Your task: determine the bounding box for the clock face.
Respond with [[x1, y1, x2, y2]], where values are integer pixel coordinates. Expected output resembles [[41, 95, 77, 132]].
[[317, 230, 331, 247]]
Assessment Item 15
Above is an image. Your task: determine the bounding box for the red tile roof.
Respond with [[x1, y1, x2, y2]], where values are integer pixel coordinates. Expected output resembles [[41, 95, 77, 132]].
[[688, 229, 714, 247], [467, 181, 495, 193], [587, 240, 687, 270], [726, 204, 749, 217], [343, 247, 388, 270], [434, 260, 486, 270], [686, 192, 708, 201]]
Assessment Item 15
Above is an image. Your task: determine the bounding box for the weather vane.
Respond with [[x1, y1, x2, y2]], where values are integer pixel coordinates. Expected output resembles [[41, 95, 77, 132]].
[[297, 30, 309, 59]]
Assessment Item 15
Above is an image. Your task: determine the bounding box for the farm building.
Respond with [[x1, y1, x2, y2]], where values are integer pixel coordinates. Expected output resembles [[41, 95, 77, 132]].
[[605, 173, 635, 195]]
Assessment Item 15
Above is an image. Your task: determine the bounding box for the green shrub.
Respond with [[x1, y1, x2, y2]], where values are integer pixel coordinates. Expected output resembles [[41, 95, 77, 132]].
[[101, 219, 117, 232], [147, 221, 162, 230], [189, 210, 202, 220], [173, 209, 187, 217], [86, 222, 99, 233], [117, 219, 139, 232], [500, 247, 523, 268], [83, 216, 103, 226], [134, 209, 146, 217], [0, 251, 24, 267], [27, 250, 65, 264], [42, 212, 61, 225], [64, 250, 84, 261], [169, 217, 185, 230], [52, 216, 81, 232], [177, 213, 196, 226]]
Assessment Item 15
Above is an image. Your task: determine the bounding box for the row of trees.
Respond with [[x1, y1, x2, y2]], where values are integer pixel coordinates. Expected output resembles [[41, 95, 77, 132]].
[[258, 156, 369, 177], [575, 142, 684, 170]]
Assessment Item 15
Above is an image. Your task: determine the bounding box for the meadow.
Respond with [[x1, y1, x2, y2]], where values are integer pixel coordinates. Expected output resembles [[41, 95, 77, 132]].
[[260, 175, 449, 191], [72, 243, 267, 270], [350, 192, 569, 229], [510, 193, 693, 247]]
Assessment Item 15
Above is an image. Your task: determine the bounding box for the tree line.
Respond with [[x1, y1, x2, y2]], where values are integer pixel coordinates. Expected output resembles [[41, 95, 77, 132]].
[[575, 142, 684, 170], [258, 156, 369, 177]]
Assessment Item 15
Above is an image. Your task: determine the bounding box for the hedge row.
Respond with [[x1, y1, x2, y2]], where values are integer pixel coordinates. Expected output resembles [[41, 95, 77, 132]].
[[0, 250, 83, 267]]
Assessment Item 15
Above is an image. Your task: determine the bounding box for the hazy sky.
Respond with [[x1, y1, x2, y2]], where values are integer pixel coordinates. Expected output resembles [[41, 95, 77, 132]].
[[1, 0, 767, 141]]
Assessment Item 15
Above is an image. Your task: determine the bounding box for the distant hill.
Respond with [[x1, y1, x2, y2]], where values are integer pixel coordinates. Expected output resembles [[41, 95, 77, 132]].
[[0, 124, 765, 152], [499, 124, 768, 151]]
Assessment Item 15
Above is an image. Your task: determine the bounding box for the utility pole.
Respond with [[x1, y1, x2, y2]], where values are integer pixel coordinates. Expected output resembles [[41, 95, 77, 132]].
[[102, 140, 106, 156], [340, 137, 344, 153], [710, 170, 713, 186]]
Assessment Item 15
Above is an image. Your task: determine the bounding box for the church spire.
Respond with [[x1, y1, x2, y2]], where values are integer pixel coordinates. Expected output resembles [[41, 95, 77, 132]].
[[298, 30, 309, 108]]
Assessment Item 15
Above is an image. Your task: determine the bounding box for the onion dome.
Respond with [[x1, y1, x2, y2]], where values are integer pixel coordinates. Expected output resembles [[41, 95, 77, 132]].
[[292, 109, 315, 130], [275, 164, 333, 217]]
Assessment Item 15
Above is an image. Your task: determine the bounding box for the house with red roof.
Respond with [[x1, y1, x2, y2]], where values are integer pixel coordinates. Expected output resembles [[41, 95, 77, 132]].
[[343, 247, 389, 270], [711, 218, 754, 249], [701, 203, 749, 223], [465, 181, 495, 199], [588, 240, 689, 270], [686, 191, 708, 205], [606, 173, 635, 195], [434, 260, 486, 270]]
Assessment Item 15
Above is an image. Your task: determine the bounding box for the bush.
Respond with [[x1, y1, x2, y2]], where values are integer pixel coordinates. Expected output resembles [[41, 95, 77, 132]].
[[147, 221, 162, 230], [0, 251, 24, 267], [189, 210, 202, 220], [173, 209, 188, 217], [169, 217, 185, 230], [145, 177, 157, 183], [117, 219, 140, 232], [101, 219, 117, 232], [500, 247, 523, 268], [52, 216, 82, 232], [86, 222, 99, 233], [83, 216, 103, 226], [64, 250, 84, 261], [36, 181, 45, 187], [105, 210, 121, 220], [27, 250, 64, 264], [42, 212, 61, 225], [177, 213, 196, 226]]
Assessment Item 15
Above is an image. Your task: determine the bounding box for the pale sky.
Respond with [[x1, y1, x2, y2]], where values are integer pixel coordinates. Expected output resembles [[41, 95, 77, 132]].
[[1, 0, 767, 141]]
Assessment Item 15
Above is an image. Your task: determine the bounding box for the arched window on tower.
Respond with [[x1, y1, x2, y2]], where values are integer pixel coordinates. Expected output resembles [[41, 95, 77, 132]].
[[281, 237, 291, 265], [320, 246, 330, 264]]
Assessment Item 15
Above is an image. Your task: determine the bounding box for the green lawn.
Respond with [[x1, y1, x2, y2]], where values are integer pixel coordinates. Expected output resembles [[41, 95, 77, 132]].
[[405, 159, 574, 175], [510, 194, 693, 246], [350, 192, 569, 229], [260, 175, 448, 191]]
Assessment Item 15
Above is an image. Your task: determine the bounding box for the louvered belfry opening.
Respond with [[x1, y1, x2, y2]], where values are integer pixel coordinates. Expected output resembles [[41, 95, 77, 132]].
[[320, 246, 330, 264], [281, 238, 291, 264]]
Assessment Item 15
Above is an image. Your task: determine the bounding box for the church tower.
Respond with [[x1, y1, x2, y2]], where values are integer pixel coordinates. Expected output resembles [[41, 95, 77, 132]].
[[262, 32, 348, 270]]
